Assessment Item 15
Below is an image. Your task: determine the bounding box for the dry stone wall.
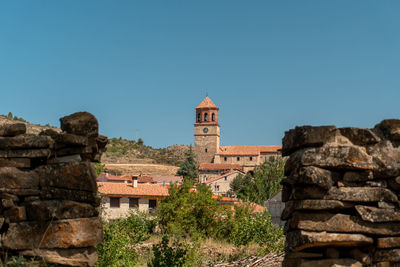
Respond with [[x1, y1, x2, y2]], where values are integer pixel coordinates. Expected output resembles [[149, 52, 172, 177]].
[[0, 112, 107, 266], [281, 120, 400, 267]]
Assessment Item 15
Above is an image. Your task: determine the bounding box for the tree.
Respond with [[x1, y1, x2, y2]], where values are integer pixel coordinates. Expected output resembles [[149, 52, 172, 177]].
[[157, 181, 220, 238], [176, 146, 198, 182], [7, 112, 13, 120], [137, 138, 144, 146], [229, 157, 285, 205]]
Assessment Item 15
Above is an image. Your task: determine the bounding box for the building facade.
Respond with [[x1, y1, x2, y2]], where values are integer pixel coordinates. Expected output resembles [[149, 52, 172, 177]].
[[194, 96, 282, 174]]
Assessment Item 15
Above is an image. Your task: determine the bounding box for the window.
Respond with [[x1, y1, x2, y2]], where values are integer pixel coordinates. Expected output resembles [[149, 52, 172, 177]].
[[237, 157, 240, 161], [149, 199, 157, 213], [129, 198, 138, 208], [212, 113, 215, 121], [204, 113, 208, 121], [110, 197, 120, 208], [205, 148, 208, 153], [197, 113, 201, 122], [224, 157, 227, 161], [250, 156, 253, 161]]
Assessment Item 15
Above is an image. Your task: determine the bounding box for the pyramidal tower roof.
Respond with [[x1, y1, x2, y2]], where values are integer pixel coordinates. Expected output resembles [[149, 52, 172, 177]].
[[196, 96, 218, 109]]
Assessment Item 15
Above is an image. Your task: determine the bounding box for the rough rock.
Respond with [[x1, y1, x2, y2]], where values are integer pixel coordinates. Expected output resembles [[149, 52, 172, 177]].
[[285, 145, 375, 174], [286, 230, 373, 252], [0, 135, 53, 149], [282, 125, 338, 156], [2, 217, 103, 249], [349, 248, 372, 265], [339, 127, 381, 146], [4, 206, 26, 222], [288, 212, 400, 235], [355, 205, 400, 222], [343, 171, 373, 182], [20, 247, 98, 267], [60, 112, 98, 137], [0, 167, 38, 189], [285, 166, 337, 190], [0, 158, 31, 168], [37, 162, 97, 192], [26, 200, 98, 221], [298, 259, 362, 267], [281, 200, 352, 220], [291, 185, 327, 200], [0, 123, 26, 137], [374, 249, 400, 263], [377, 237, 400, 248], [368, 140, 400, 178], [0, 149, 50, 158], [388, 176, 400, 191], [40, 187, 100, 206], [325, 187, 398, 203], [374, 119, 400, 142]]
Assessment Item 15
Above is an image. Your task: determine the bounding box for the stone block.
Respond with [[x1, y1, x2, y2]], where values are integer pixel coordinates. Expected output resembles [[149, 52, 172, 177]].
[[325, 187, 398, 203], [339, 127, 381, 146], [4, 206, 26, 222], [60, 112, 98, 137], [2, 217, 103, 249], [281, 200, 352, 220], [377, 237, 400, 248], [0, 135, 53, 149], [0, 149, 50, 158], [355, 205, 400, 222], [374, 249, 400, 263], [0, 123, 26, 137], [0, 167, 39, 190], [0, 158, 31, 168], [40, 188, 100, 206], [286, 166, 337, 190]]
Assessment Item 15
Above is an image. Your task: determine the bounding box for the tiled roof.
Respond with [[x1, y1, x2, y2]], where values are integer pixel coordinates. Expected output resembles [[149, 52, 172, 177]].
[[216, 146, 282, 156], [137, 176, 154, 183], [97, 173, 130, 182], [204, 170, 244, 184], [151, 175, 183, 183], [199, 163, 242, 171], [97, 182, 169, 197], [196, 96, 218, 109]]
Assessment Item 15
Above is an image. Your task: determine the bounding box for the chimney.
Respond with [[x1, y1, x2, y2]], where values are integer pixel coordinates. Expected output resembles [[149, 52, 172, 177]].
[[132, 176, 138, 188]]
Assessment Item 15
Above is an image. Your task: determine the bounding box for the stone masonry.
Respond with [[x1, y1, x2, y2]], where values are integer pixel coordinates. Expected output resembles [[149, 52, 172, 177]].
[[281, 120, 400, 267], [0, 112, 107, 266]]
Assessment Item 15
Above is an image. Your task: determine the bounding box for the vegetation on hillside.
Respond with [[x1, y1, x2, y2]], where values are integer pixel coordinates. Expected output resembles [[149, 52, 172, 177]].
[[229, 157, 285, 204], [104, 137, 189, 166]]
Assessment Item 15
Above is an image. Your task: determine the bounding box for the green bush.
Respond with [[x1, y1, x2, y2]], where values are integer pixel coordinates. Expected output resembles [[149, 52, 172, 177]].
[[148, 235, 188, 267], [96, 211, 154, 267]]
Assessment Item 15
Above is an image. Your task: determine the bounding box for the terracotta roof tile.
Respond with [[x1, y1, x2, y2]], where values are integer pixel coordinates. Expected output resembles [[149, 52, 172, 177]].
[[199, 163, 242, 171], [217, 146, 281, 156], [196, 96, 218, 109], [97, 182, 169, 197], [151, 175, 183, 183]]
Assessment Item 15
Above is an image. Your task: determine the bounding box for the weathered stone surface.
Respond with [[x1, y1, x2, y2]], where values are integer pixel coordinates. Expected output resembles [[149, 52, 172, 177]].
[[0, 123, 26, 137], [286, 230, 373, 252], [339, 127, 381, 146], [26, 200, 98, 221], [42, 132, 89, 147], [374, 249, 400, 263], [40, 188, 100, 206], [378, 201, 396, 209], [0, 158, 31, 168], [288, 212, 400, 235], [47, 154, 82, 164], [291, 186, 327, 200], [0, 135, 53, 149], [37, 161, 97, 192], [374, 119, 400, 142], [286, 166, 337, 190], [343, 171, 373, 182], [4, 206, 26, 222], [298, 259, 362, 267], [1, 198, 14, 209], [349, 248, 372, 265], [20, 247, 98, 267], [0, 167, 38, 189], [282, 125, 338, 156], [281, 200, 352, 220], [377, 237, 400, 248], [0, 188, 40, 196], [60, 112, 98, 137], [356, 205, 400, 222], [0, 149, 50, 158], [366, 180, 387, 187], [325, 248, 340, 258], [368, 140, 400, 178], [285, 145, 375, 174], [2, 217, 103, 249], [388, 176, 400, 191], [325, 187, 398, 203], [285, 252, 323, 259]]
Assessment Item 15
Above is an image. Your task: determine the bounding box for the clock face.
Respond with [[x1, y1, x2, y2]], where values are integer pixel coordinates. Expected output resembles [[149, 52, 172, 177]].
[[203, 127, 209, 133]]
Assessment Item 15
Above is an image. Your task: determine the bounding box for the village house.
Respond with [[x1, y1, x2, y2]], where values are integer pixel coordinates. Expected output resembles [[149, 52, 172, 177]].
[[194, 96, 281, 175], [97, 172, 183, 185], [203, 170, 244, 196], [198, 163, 242, 182]]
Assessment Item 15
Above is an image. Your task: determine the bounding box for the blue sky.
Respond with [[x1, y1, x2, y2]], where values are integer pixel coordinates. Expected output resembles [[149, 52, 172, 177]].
[[1, 1, 399, 148]]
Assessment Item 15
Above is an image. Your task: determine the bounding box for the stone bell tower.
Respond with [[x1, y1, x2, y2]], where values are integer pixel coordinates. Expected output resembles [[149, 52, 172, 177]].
[[194, 96, 220, 164]]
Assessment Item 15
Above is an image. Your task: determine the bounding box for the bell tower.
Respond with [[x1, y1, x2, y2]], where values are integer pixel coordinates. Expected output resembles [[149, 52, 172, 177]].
[[194, 96, 220, 164]]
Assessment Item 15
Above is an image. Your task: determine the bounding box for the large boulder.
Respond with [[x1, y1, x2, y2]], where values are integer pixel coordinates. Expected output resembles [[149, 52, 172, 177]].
[[60, 112, 98, 137], [0, 123, 26, 137]]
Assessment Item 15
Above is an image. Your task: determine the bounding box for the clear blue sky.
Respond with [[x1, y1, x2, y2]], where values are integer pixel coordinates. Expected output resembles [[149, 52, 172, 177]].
[[1, 1, 399, 148]]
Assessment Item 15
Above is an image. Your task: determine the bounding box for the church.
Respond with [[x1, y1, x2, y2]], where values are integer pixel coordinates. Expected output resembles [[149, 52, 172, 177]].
[[194, 96, 281, 182]]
